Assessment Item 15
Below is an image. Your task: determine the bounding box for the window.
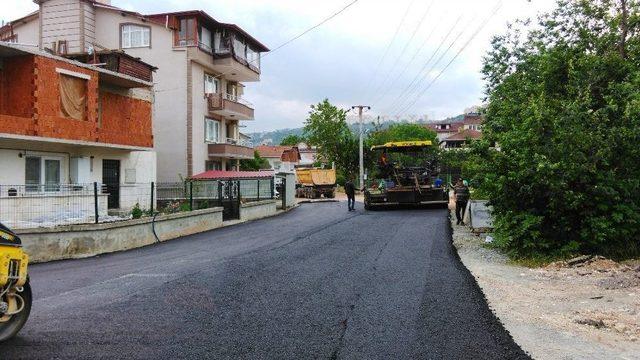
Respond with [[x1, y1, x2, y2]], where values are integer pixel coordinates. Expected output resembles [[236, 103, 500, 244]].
[[56, 40, 68, 55], [227, 83, 238, 101], [205, 160, 222, 171], [25, 156, 61, 192], [204, 74, 219, 95], [177, 18, 196, 46], [205, 118, 220, 143], [232, 35, 247, 60], [121, 24, 150, 48], [213, 30, 230, 54], [59, 74, 87, 121], [199, 26, 212, 52]]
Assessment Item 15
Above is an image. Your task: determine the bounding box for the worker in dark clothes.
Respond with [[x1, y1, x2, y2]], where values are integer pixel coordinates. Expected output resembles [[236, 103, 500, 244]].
[[345, 177, 356, 211], [453, 178, 470, 225]]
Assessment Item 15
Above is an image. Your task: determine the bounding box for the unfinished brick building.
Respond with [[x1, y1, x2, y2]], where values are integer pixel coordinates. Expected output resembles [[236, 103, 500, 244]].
[[0, 42, 155, 212]]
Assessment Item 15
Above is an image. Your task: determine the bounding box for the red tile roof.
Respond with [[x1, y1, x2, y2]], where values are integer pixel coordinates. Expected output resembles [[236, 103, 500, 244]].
[[463, 114, 484, 125], [255, 145, 290, 158], [426, 122, 463, 133], [443, 129, 482, 142], [191, 170, 274, 180], [256, 145, 301, 162]]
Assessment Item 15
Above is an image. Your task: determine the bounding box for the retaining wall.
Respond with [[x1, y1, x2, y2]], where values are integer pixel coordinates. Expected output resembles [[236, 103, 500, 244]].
[[240, 200, 277, 222], [17, 199, 279, 263], [17, 207, 223, 263]]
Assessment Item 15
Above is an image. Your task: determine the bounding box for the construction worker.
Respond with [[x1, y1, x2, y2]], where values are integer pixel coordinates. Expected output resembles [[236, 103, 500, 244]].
[[345, 177, 356, 211], [453, 178, 470, 225]]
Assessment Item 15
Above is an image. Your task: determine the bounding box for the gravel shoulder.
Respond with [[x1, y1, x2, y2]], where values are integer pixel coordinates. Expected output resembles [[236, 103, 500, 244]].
[[450, 211, 640, 360]]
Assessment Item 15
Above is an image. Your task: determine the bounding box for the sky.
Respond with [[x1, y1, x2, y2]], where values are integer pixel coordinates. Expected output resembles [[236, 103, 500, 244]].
[[3, 0, 558, 132]]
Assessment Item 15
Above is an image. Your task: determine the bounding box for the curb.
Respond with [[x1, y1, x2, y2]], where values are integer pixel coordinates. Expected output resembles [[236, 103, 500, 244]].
[[296, 199, 340, 204]]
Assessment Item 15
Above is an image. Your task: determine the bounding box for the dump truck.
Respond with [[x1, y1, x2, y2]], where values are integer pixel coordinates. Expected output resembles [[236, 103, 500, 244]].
[[364, 141, 448, 209], [295, 167, 337, 199]]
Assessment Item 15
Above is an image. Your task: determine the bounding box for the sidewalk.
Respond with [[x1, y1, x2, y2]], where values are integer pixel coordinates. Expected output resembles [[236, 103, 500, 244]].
[[451, 212, 640, 359]]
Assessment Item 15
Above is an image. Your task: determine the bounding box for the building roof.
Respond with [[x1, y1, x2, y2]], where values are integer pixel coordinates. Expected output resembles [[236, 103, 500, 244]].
[[426, 122, 463, 133], [146, 10, 270, 52], [443, 129, 482, 142], [255, 145, 301, 162], [463, 114, 484, 125], [255, 145, 290, 158], [191, 170, 274, 180], [4, 3, 269, 52], [0, 11, 39, 34]]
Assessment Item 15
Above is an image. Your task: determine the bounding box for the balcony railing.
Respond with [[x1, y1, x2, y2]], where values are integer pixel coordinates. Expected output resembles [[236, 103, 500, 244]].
[[225, 137, 253, 148], [207, 93, 254, 120]]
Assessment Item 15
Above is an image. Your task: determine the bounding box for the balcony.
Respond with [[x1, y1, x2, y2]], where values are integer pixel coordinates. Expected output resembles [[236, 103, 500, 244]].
[[207, 93, 254, 120], [208, 140, 254, 160]]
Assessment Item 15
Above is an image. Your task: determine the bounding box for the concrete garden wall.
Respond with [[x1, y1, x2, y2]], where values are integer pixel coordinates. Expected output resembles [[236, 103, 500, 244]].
[[17, 207, 223, 263], [240, 200, 277, 222]]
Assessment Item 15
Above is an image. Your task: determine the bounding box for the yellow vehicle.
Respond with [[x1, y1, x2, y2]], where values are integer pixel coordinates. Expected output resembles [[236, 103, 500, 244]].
[[0, 222, 32, 341], [295, 167, 337, 199]]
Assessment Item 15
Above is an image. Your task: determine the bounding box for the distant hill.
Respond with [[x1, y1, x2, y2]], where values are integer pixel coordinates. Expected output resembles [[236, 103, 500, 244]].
[[247, 116, 464, 145]]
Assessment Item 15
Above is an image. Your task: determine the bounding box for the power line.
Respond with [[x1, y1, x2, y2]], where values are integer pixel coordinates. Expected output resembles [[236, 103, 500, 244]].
[[383, 14, 465, 115], [262, 0, 361, 60], [396, 1, 503, 117], [371, 3, 443, 110], [214, 0, 361, 79], [388, 18, 468, 115], [362, 0, 415, 101], [367, 0, 435, 103]]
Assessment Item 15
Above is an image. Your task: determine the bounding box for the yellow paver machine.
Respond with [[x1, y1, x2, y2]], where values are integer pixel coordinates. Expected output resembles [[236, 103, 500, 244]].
[[0, 222, 31, 341], [364, 141, 449, 210]]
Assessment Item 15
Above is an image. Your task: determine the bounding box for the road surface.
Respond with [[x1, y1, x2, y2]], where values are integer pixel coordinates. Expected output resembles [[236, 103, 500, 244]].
[[0, 202, 529, 359]]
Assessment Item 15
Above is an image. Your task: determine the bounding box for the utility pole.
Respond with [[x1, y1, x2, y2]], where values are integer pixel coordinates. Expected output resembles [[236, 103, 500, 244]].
[[620, 0, 628, 59], [351, 105, 370, 190]]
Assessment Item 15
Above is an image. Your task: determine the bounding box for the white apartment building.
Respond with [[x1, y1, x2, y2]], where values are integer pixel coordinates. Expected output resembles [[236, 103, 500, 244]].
[[3, 0, 269, 182]]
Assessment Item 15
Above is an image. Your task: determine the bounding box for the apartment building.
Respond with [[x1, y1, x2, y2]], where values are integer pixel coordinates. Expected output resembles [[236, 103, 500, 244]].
[[0, 42, 155, 216], [2, 0, 269, 181]]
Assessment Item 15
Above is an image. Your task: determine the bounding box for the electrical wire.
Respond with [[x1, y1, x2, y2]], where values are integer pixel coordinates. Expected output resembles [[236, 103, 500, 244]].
[[395, 1, 503, 117], [372, 1, 442, 109], [388, 18, 469, 115], [382, 14, 465, 116], [362, 0, 415, 101], [214, 0, 361, 79], [367, 0, 435, 103]]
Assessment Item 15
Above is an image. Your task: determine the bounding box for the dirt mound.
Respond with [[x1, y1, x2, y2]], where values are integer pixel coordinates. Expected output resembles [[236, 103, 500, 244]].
[[545, 255, 632, 272]]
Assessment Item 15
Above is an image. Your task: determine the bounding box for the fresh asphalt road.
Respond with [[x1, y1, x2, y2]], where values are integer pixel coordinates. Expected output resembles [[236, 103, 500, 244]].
[[0, 202, 529, 359]]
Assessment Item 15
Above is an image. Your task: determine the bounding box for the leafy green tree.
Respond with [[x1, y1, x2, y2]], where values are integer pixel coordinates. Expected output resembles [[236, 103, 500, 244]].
[[480, 0, 640, 259], [240, 151, 270, 171], [280, 134, 304, 146], [367, 123, 437, 146], [303, 99, 359, 179]]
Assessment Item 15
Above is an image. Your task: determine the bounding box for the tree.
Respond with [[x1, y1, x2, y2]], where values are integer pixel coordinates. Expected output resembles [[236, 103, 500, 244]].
[[303, 99, 359, 179], [367, 123, 437, 146], [280, 134, 304, 146], [480, 0, 640, 259], [240, 151, 270, 171]]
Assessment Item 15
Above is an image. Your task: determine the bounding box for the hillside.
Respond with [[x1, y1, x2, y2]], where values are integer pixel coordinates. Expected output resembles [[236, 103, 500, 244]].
[[247, 116, 464, 145]]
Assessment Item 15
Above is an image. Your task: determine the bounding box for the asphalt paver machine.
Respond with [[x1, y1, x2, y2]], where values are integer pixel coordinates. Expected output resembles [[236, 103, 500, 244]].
[[364, 141, 449, 210]]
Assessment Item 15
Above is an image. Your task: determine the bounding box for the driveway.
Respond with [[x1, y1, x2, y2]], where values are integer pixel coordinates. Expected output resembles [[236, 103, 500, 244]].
[[0, 202, 528, 359]]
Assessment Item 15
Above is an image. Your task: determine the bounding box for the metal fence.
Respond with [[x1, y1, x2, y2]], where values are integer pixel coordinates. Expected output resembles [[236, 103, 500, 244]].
[[0, 179, 275, 230]]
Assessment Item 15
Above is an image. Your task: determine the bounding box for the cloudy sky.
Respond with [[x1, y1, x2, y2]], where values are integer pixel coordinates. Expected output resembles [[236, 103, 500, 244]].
[[3, 0, 557, 132]]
